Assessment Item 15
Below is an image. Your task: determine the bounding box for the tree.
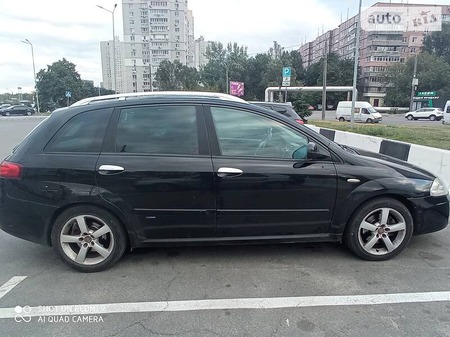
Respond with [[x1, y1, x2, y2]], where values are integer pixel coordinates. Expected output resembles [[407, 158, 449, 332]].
[[36, 58, 87, 111], [383, 53, 450, 107], [423, 23, 450, 65], [302, 52, 356, 107], [200, 42, 248, 94], [154, 60, 199, 90]]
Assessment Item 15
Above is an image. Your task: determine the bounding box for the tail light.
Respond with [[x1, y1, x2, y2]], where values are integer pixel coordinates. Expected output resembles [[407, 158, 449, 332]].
[[0, 161, 22, 180], [295, 119, 305, 125]]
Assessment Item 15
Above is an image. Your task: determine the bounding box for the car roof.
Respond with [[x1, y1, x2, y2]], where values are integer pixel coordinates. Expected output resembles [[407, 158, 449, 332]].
[[72, 91, 248, 107], [250, 101, 293, 107]]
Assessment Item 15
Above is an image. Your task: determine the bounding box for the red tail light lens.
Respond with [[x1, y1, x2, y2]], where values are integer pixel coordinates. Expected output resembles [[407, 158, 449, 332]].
[[0, 161, 22, 179], [295, 119, 305, 125]]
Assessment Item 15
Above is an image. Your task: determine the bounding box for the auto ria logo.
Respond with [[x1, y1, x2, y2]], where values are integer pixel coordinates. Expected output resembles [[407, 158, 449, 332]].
[[14, 306, 32, 323], [361, 6, 442, 32]]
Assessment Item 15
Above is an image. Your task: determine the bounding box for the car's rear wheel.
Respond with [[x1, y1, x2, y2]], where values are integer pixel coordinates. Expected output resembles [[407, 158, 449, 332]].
[[338, 117, 345, 122], [406, 115, 413, 121], [4, 111, 10, 116], [430, 115, 436, 121], [26, 111, 32, 116], [344, 198, 413, 261], [51, 206, 127, 272]]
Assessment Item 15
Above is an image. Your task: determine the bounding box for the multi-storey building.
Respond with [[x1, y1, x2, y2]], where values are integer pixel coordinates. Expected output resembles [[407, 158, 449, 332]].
[[194, 36, 212, 70], [100, 38, 125, 93], [299, 2, 450, 106], [121, 0, 194, 92]]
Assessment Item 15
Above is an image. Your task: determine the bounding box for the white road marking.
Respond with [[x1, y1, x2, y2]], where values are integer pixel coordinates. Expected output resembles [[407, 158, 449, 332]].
[[1, 290, 450, 319], [0, 277, 27, 301]]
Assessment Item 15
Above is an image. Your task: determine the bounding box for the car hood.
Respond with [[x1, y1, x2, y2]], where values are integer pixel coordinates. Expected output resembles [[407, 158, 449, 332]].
[[335, 143, 436, 181]]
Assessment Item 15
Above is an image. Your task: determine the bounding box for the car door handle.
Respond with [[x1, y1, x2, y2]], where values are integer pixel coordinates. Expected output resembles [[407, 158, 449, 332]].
[[217, 167, 243, 178], [98, 165, 125, 175]]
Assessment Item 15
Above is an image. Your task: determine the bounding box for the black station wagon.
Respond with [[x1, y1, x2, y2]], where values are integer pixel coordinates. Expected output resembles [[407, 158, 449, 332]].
[[0, 92, 448, 272]]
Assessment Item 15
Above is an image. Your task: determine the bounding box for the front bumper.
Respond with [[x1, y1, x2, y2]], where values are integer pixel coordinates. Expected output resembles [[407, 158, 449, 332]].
[[409, 195, 449, 235]]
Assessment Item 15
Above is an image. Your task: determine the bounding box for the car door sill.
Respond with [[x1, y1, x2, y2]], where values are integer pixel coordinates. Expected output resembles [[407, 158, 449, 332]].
[[140, 234, 341, 246]]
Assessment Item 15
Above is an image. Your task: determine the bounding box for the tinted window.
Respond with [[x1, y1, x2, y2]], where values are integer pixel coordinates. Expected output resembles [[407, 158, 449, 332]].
[[211, 107, 308, 159], [45, 109, 111, 153], [115, 105, 199, 155]]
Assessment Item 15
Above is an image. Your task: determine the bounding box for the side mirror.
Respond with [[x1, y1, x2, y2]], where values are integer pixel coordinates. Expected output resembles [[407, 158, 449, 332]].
[[307, 142, 317, 153]]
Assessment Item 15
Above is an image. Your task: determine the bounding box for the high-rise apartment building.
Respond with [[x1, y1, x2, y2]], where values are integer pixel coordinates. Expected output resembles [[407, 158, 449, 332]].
[[100, 38, 125, 93], [194, 36, 212, 70], [299, 2, 450, 106], [121, 0, 194, 92]]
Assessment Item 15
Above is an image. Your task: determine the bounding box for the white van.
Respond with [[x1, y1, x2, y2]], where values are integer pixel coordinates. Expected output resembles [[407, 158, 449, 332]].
[[442, 101, 450, 125], [336, 101, 383, 123]]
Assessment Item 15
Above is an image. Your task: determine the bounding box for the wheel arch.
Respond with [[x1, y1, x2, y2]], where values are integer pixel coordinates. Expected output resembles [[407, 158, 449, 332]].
[[47, 202, 134, 248], [339, 193, 418, 240]]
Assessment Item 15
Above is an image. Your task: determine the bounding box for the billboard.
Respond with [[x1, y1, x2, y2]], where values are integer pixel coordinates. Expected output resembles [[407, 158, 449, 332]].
[[230, 81, 244, 97]]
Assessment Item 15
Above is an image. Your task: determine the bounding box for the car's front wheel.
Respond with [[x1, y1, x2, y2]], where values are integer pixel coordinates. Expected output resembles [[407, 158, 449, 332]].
[[338, 117, 345, 122], [344, 198, 413, 261], [406, 115, 413, 121], [430, 115, 436, 121], [51, 206, 127, 272]]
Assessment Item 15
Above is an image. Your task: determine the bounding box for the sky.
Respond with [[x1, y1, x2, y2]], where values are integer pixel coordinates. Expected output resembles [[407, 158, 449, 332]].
[[0, 0, 446, 93]]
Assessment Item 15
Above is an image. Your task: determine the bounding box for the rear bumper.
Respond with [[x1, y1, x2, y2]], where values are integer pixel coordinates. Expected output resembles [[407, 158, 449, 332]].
[[0, 187, 55, 246], [410, 195, 449, 235]]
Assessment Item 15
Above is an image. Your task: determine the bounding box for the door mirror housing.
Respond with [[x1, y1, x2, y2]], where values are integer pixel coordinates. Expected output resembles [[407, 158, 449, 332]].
[[292, 142, 318, 160]]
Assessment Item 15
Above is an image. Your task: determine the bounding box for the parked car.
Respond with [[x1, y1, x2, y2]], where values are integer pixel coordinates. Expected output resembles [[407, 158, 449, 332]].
[[1, 105, 35, 116], [0, 104, 12, 112], [405, 107, 443, 121], [0, 92, 448, 272], [250, 101, 306, 124], [336, 101, 382, 123], [442, 101, 450, 125]]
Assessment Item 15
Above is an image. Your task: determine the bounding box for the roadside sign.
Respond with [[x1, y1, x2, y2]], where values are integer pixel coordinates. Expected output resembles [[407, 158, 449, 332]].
[[282, 67, 292, 77], [282, 81, 291, 87], [412, 78, 419, 86], [417, 91, 437, 97], [65, 91, 72, 98], [229, 81, 244, 96], [282, 76, 291, 82]]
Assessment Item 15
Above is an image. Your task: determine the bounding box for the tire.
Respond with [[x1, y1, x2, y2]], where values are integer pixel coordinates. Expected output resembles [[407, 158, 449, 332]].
[[26, 111, 32, 116], [338, 117, 345, 122], [51, 205, 127, 272], [4, 111, 10, 116], [343, 198, 413, 261], [366, 118, 374, 124], [429, 115, 436, 121], [406, 115, 413, 121]]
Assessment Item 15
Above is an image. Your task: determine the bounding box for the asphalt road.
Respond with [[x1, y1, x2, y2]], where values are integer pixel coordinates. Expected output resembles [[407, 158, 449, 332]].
[[1, 117, 450, 337], [308, 111, 446, 126]]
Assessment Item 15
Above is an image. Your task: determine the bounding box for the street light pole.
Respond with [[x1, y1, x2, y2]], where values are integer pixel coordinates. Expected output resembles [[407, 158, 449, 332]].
[[409, 53, 418, 112], [97, 4, 118, 92], [350, 0, 363, 127], [21, 39, 40, 113]]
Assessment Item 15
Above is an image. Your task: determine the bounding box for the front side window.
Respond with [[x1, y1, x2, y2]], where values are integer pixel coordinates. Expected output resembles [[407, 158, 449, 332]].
[[115, 105, 199, 155], [45, 109, 111, 153], [211, 107, 308, 159]]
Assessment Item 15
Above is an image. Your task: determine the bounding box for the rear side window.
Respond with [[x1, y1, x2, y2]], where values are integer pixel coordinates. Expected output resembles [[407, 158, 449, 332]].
[[115, 105, 199, 155], [45, 109, 111, 153]]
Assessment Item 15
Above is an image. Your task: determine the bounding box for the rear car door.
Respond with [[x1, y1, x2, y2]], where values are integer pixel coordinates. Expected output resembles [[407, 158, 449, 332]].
[[205, 105, 337, 238], [95, 104, 216, 241]]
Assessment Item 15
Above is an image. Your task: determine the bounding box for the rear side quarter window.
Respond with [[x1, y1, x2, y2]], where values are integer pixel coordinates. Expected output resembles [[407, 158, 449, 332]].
[[45, 109, 112, 153]]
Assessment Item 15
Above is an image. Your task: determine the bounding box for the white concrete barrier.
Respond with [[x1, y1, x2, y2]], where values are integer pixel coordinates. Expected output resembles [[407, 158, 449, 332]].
[[308, 125, 450, 187]]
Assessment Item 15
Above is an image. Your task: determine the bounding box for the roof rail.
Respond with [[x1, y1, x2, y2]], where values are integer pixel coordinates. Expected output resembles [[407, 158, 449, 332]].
[[71, 91, 248, 107]]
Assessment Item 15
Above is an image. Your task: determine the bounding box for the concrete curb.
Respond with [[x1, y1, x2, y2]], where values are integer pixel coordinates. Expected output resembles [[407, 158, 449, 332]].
[[308, 125, 450, 187]]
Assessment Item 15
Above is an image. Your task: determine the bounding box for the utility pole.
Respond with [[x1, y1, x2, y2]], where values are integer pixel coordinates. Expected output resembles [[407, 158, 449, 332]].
[[322, 40, 328, 120], [409, 53, 418, 112], [350, 0, 363, 127]]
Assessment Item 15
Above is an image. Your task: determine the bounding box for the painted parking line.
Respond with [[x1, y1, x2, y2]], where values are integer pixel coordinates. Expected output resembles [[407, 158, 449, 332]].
[[1, 290, 450, 319], [0, 277, 27, 301]]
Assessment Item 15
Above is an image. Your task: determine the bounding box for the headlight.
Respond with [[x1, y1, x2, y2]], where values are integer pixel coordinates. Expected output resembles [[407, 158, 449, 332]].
[[430, 178, 448, 197]]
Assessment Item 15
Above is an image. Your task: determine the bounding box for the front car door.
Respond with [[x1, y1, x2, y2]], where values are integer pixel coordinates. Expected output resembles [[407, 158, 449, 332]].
[[96, 104, 216, 241], [205, 105, 337, 238]]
